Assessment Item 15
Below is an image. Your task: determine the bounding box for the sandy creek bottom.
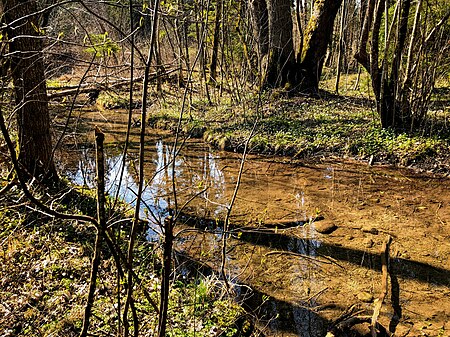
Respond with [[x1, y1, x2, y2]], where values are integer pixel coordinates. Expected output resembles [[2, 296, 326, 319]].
[[58, 111, 450, 336]]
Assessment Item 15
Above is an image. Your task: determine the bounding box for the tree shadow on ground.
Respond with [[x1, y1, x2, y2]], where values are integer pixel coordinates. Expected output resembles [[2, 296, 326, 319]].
[[176, 212, 450, 336]]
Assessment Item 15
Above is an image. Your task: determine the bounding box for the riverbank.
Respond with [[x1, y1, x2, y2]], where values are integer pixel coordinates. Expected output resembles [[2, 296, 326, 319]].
[[0, 183, 250, 336], [147, 86, 450, 176], [3, 86, 450, 335]]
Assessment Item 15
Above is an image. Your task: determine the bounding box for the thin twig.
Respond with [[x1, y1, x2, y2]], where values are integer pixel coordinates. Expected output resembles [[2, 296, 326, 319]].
[[80, 127, 107, 337]]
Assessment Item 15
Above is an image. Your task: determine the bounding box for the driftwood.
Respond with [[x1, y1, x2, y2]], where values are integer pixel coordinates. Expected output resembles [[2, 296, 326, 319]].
[[326, 304, 366, 337], [371, 235, 392, 336], [326, 236, 393, 337]]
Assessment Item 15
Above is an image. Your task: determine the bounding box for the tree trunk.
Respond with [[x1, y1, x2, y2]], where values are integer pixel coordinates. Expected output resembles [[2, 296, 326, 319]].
[[250, 0, 269, 77], [264, 0, 296, 88], [250, 0, 342, 92], [388, 0, 411, 127], [298, 0, 343, 92], [356, 0, 413, 130], [210, 0, 223, 82], [335, 0, 347, 94], [3, 0, 58, 183]]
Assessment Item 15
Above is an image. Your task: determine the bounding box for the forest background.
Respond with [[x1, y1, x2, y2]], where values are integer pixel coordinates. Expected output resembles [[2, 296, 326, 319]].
[[0, 0, 449, 336]]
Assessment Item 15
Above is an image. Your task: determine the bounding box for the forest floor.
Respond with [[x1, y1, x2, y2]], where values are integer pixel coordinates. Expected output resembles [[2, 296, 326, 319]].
[[0, 183, 248, 336], [1, 72, 450, 336]]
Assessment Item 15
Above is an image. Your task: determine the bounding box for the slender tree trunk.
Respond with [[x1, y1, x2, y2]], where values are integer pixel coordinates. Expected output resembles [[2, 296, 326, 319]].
[[3, 0, 58, 183], [295, 0, 304, 60], [355, 0, 422, 130], [123, 0, 160, 334], [250, 0, 269, 80], [355, 0, 377, 72], [157, 216, 173, 337], [209, 0, 223, 82], [335, 0, 347, 94], [387, 0, 411, 125], [80, 128, 107, 337]]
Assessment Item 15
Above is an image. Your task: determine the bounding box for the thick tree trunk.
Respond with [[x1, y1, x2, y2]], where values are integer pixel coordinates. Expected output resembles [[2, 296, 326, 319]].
[[3, 0, 58, 183], [264, 0, 296, 88], [250, 0, 342, 92], [298, 0, 343, 92]]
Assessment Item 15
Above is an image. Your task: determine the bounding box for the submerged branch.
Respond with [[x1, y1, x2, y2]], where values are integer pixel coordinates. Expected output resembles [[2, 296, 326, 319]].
[[371, 235, 392, 337]]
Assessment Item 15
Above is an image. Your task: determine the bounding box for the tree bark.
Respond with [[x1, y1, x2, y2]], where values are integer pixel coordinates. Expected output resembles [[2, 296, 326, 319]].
[[298, 0, 343, 92], [335, 0, 347, 94], [209, 0, 223, 82], [356, 0, 413, 130], [250, 0, 269, 77], [264, 0, 296, 88], [250, 0, 342, 92], [3, 0, 58, 183], [355, 0, 377, 72]]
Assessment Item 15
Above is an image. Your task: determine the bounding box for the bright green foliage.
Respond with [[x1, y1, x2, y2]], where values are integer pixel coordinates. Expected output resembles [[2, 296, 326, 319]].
[[84, 32, 121, 58], [167, 277, 245, 336]]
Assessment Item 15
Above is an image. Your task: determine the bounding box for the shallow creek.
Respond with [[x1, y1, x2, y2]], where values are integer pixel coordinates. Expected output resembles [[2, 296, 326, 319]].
[[59, 110, 450, 337]]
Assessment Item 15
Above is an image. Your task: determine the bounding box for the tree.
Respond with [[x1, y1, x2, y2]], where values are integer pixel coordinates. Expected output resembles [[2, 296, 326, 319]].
[[355, 0, 450, 131], [1, 0, 58, 183], [250, 0, 342, 92], [298, 0, 343, 91], [210, 0, 223, 83]]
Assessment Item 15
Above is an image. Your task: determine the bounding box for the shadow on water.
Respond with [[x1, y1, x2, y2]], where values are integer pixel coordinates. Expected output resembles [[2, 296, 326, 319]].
[[65, 135, 450, 336], [176, 212, 450, 288], [238, 231, 450, 288]]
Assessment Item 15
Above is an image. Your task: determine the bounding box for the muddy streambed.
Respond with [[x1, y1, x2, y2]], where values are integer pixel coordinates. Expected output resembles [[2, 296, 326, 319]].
[[59, 109, 450, 336]]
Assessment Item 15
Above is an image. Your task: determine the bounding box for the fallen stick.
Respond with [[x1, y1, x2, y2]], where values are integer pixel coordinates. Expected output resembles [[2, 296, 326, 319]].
[[325, 303, 367, 337], [371, 235, 392, 337], [47, 68, 179, 99]]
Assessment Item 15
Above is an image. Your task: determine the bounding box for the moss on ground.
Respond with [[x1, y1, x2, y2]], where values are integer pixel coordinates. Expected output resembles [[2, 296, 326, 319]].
[[0, 182, 252, 336]]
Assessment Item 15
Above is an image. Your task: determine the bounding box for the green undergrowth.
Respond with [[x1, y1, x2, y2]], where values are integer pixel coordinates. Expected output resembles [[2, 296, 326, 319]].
[[148, 85, 450, 173], [0, 180, 252, 336]]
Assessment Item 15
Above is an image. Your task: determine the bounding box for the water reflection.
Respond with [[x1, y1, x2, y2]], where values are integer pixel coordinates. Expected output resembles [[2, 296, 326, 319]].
[[64, 135, 450, 336], [68, 138, 229, 239]]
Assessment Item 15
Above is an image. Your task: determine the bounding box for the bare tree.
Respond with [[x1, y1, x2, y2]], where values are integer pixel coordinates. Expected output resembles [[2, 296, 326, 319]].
[[355, 0, 450, 131]]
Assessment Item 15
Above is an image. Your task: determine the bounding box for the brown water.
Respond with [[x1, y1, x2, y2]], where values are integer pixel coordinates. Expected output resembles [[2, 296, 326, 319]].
[[60, 109, 450, 336]]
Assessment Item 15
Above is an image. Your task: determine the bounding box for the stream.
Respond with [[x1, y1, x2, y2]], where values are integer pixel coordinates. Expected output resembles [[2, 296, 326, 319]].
[[59, 110, 450, 337]]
